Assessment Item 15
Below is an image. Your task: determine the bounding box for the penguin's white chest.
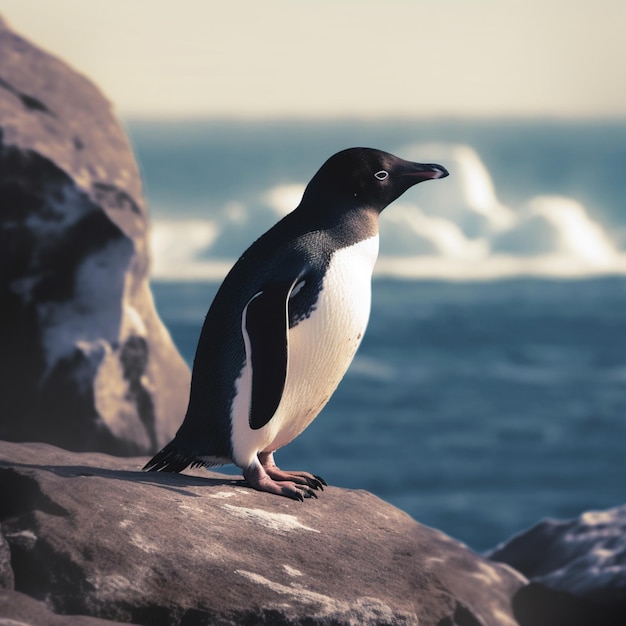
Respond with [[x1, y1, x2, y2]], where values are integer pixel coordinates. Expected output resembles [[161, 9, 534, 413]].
[[231, 234, 379, 466], [269, 234, 379, 449]]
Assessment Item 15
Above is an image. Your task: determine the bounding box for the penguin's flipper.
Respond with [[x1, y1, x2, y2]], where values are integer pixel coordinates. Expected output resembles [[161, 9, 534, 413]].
[[243, 277, 299, 430]]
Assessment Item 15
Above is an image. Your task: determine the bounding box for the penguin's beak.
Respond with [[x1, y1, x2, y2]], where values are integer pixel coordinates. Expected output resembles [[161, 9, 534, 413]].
[[400, 162, 449, 182]]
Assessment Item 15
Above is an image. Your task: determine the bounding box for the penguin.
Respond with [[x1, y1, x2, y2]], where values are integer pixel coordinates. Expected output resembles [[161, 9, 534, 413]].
[[144, 147, 448, 500]]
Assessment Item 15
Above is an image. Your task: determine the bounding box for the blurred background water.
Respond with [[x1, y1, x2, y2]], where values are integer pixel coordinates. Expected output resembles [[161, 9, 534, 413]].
[[126, 118, 626, 552]]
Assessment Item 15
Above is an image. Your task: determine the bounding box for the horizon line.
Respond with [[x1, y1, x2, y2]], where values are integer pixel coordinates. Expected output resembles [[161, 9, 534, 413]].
[[120, 112, 626, 124]]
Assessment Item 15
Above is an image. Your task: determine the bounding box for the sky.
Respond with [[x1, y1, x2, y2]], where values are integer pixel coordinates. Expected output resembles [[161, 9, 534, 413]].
[[1, 0, 625, 119]]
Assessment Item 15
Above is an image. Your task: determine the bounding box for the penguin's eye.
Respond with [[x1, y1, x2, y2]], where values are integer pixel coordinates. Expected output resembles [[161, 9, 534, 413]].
[[374, 170, 389, 181]]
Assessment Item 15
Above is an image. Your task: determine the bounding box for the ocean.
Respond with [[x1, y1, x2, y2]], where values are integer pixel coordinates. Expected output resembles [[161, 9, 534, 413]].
[[126, 118, 626, 552]]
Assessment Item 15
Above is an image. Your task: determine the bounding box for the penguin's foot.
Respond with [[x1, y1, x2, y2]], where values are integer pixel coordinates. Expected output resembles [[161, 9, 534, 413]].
[[258, 451, 327, 492], [243, 464, 318, 501], [264, 466, 327, 491]]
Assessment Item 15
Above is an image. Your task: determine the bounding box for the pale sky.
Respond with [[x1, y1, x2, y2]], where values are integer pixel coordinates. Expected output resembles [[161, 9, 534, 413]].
[[2, 0, 625, 119]]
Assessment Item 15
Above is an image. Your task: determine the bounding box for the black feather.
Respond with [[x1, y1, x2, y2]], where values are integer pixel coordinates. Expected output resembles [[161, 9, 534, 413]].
[[143, 441, 199, 473]]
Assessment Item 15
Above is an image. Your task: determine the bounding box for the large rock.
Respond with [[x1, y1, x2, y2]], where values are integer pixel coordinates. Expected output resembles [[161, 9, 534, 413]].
[[0, 441, 525, 626], [0, 17, 190, 455], [489, 506, 626, 625], [0, 589, 132, 625]]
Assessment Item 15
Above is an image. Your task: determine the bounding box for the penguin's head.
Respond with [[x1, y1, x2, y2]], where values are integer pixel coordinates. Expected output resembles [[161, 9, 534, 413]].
[[301, 147, 448, 214]]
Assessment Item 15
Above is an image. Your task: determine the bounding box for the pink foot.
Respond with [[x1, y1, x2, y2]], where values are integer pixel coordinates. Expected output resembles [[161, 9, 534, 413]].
[[259, 451, 327, 491], [242, 462, 318, 501]]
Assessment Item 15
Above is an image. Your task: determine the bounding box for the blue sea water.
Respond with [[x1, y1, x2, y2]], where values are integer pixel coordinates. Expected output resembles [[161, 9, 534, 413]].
[[125, 118, 626, 552]]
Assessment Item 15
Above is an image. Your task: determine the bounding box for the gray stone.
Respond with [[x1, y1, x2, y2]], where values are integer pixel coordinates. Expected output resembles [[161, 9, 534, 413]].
[[489, 505, 626, 624], [0, 533, 12, 591], [0, 589, 133, 625], [0, 17, 190, 455], [0, 441, 525, 626]]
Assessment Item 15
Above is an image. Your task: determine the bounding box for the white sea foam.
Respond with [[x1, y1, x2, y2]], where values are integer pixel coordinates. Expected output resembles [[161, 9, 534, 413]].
[[374, 254, 626, 281], [526, 196, 618, 267], [148, 144, 626, 281], [264, 183, 306, 216], [400, 143, 516, 231], [150, 219, 229, 280], [383, 203, 490, 260]]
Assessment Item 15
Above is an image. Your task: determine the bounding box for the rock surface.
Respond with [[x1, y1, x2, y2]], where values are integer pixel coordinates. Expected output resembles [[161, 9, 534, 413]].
[[0, 441, 526, 626], [0, 17, 190, 455], [489, 506, 626, 625], [0, 588, 132, 625]]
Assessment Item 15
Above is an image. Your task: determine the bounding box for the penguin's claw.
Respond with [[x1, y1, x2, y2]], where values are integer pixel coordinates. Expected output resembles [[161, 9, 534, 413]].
[[243, 465, 318, 501], [304, 475, 325, 491], [291, 489, 305, 503], [255, 452, 327, 494], [244, 453, 327, 499], [269, 481, 316, 501], [296, 484, 318, 499], [263, 467, 327, 491]]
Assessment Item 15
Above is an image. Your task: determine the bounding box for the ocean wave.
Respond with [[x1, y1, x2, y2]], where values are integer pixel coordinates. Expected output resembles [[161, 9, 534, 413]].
[[347, 355, 396, 381], [149, 143, 626, 281], [264, 183, 307, 217]]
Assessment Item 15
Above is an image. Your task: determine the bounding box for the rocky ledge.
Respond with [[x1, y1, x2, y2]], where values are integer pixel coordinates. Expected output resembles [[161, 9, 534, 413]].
[[4, 441, 626, 625], [1, 441, 525, 626]]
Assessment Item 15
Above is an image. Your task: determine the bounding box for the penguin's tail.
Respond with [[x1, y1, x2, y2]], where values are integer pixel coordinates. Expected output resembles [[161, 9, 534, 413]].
[[143, 440, 206, 473]]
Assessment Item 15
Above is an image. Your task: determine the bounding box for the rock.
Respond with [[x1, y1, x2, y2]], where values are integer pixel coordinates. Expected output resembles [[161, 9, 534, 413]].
[[0, 589, 134, 625], [511, 583, 624, 626], [0, 17, 190, 455], [489, 506, 626, 625], [0, 441, 525, 626]]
